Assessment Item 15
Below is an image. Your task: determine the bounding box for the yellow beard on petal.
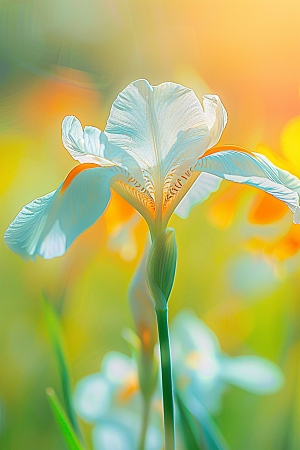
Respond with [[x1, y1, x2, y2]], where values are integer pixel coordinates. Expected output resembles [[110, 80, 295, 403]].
[[112, 180, 156, 228], [163, 170, 200, 223]]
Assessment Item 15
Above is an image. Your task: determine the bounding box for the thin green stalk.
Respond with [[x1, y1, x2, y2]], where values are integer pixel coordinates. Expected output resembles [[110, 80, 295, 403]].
[[138, 398, 151, 450], [156, 307, 175, 450], [61, 366, 81, 440], [43, 297, 82, 442], [46, 387, 85, 450]]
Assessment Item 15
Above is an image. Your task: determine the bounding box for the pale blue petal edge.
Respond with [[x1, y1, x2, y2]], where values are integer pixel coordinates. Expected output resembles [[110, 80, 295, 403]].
[[195, 150, 300, 223], [4, 166, 122, 261]]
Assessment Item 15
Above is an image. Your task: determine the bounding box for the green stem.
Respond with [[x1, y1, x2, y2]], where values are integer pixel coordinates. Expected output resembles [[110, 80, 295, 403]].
[[156, 307, 175, 450], [138, 398, 151, 450]]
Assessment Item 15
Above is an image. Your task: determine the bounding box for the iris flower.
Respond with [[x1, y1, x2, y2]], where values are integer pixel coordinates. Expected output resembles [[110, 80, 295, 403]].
[[171, 310, 284, 415], [4, 79, 300, 260]]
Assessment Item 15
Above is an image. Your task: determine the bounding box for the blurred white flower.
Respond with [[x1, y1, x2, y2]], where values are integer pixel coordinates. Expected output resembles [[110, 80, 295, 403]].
[[170, 310, 285, 415], [73, 351, 163, 450]]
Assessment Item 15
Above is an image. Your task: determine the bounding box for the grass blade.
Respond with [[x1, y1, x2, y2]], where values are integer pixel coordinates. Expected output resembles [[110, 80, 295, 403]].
[[43, 295, 81, 439], [176, 393, 202, 450], [193, 401, 230, 450], [46, 387, 85, 450], [176, 392, 230, 450]]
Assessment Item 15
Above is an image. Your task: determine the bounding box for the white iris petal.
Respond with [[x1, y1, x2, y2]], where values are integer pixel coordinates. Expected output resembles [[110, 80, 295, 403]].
[[5, 79, 300, 260]]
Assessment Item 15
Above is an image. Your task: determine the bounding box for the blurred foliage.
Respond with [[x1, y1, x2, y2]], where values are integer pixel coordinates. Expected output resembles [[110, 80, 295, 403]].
[[1, 0, 300, 449]]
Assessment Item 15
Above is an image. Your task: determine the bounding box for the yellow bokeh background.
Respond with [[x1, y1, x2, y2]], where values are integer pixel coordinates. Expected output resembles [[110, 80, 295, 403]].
[[1, 1, 300, 448]]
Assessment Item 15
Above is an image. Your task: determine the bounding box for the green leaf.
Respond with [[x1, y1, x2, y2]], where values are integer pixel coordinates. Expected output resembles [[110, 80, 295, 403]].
[[46, 387, 85, 450], [176, 393, 230, 450], [176, 394, 201, 450], [146, 228, 177, 309], [43, 294, 81, 439], [194, 403, 230, 450]]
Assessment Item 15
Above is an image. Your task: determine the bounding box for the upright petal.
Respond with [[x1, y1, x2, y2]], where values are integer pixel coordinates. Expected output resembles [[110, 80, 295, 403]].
[[163, 91, 227, 182], [105, 80, 226, 201], [61, 115, 85, 160], [84, 126, 144, 182], [221, 356, 285, 394], [195, 146, 300, 223], [62, 116, 143, 182], [168, 94, 227, 183], [4, 165, 125, 261], [202, 95, 228, 148]]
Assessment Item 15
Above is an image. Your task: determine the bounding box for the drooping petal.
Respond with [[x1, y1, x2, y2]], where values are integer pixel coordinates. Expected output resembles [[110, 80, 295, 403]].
[[257, 153, 300, 193], [221, 356, 285, 394], [175, 173, 222, 219], [105, 79, 226, 199], [4, 165, 125, 261], [195, 146, 300, 223], [73, 373, 112, 423]]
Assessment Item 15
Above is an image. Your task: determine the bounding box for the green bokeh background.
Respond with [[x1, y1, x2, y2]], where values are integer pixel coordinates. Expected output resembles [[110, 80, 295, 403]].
[[1, 1, 300, 449]]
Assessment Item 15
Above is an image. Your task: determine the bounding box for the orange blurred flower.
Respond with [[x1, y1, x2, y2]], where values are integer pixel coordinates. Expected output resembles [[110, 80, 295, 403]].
[[209, 114, 300, 261]]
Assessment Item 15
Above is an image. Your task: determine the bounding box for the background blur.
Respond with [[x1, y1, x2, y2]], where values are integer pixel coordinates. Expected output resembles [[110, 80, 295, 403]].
[[1, 0, 300, 449]]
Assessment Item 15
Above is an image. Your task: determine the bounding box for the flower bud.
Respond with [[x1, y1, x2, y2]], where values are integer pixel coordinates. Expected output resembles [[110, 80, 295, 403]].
[[127, 235, 158, 401], [146, 228, 177, 310]]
